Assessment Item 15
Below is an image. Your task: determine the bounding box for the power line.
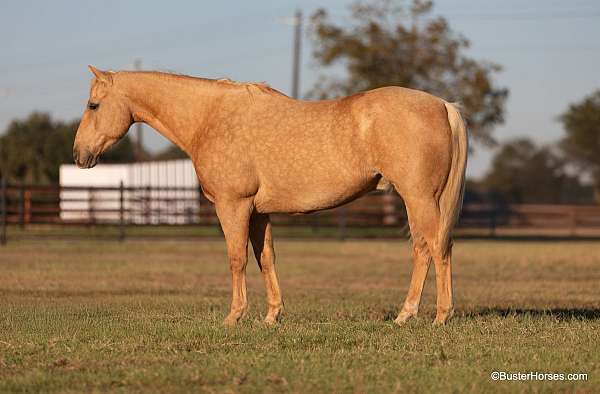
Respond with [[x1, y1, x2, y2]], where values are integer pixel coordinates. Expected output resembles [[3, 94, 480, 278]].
[[445, 11, 600, 21]]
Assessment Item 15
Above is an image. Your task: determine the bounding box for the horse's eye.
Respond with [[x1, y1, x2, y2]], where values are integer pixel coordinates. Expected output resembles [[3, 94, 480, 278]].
[[88, 102, 99, 110]]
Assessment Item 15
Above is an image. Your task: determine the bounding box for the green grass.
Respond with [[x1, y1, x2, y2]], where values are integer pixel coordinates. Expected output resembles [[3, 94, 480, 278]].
[[1, 239, 599, 393]]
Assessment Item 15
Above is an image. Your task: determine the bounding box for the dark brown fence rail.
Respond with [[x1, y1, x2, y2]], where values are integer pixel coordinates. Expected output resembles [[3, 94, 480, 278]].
[[2, 182, 600, 243]]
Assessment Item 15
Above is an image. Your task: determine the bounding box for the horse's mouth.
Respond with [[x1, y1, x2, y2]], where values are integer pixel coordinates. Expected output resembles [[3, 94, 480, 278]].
[[80, 155, 98, 169], [74, 149, 99, 169], [85, 157, 98, 168]]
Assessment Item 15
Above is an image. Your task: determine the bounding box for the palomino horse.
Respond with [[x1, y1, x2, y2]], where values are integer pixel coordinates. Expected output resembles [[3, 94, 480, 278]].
[[73, 66, 467, 326]]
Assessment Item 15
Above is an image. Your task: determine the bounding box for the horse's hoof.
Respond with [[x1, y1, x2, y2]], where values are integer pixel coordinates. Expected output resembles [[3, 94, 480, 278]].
[[433, 310, 454, 326], [264, 308, 283, 325], [223, 310, 246, 326], [394, 311, 416, 325], [223, 317, 239, 326]]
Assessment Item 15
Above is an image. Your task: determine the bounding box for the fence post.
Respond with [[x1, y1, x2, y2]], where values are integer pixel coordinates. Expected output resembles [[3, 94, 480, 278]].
[[569, 206, 577, 237], [338, 206, 347, 240], [88, 187, 94, 225], [1, 178, 7, 246], [145, 185, 151, 224], [311, 217, 320, 235], [18, 183, 25, 229], [24, 189, 31, 225], [119, 181, 125, 242], [382, 193, 397, 225], [489, 202, 497, 238]]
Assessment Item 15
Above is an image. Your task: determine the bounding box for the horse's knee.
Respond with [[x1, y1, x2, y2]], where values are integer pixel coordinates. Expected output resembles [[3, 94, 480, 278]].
[[228, 254, 247, 272], [427, 239, 452, 265]]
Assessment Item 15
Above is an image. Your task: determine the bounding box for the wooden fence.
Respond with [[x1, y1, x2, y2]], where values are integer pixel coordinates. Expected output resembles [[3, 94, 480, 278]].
[[2, 181, 600, 244]]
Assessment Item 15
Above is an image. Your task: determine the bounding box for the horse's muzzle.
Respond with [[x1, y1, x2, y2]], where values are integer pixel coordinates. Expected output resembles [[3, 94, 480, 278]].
[[73, 148, 98, 169]]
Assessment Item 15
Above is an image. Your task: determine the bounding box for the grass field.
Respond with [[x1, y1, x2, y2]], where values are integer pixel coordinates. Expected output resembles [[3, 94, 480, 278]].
[[1, 239, 599, 393]]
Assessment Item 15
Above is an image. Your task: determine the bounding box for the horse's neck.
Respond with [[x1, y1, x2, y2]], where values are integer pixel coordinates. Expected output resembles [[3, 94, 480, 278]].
[[118, 73, 222, 156]]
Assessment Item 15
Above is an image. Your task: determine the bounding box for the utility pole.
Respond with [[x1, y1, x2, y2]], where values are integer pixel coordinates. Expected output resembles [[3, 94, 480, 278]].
[[134, 58, 144, 161], [291, 9, 302, 99]]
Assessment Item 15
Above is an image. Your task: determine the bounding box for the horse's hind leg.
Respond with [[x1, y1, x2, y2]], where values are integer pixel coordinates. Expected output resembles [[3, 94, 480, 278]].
[[395, 233, 431, 324], [395, 198, 434, 324], [249, 212, 283, 324], [396, 196, 454, 325], [432, 246, 454, 325]]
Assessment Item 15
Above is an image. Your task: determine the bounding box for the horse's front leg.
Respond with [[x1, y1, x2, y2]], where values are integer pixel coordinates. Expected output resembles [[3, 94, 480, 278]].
[[215, 198, 253, 326], [249, 212, 283, 324]]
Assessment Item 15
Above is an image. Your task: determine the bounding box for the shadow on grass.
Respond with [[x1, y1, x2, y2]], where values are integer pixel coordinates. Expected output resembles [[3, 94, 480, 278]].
[[463, 307, 600, 321], [457, 235, 600, 242]]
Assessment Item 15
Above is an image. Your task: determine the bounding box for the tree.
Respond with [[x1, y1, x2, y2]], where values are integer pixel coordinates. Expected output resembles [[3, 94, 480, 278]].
[[560, 89, 600, 202], [308, 0, 508, 146], [0, 112, 136, 184], [477, 138, 592, 204]]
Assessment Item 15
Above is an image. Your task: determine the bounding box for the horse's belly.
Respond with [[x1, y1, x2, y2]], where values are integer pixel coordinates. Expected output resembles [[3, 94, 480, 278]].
[[254, 175, 378, 214]]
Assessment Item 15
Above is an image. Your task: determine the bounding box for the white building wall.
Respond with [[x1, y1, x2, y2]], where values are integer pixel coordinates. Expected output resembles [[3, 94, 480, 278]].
[[59, 160, 200, 224]]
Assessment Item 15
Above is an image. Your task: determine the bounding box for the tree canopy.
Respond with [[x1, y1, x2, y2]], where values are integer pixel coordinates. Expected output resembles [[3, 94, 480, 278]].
[[308, 0, 508, 146], [560, 89, 600, 200], [475, 138, 592, 204]]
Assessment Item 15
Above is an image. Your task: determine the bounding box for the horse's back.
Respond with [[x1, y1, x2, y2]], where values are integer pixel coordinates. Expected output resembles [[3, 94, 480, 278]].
[[248, 87, 452, 213], [298, 86, 453, 200]]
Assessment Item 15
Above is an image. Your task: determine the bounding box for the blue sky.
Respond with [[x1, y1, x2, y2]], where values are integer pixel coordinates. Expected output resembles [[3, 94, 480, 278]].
[[2, 0, 599, 178]]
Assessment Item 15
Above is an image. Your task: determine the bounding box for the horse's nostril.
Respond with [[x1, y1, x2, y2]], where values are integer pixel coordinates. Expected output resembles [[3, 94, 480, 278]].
[[74, 149, 96, 168]]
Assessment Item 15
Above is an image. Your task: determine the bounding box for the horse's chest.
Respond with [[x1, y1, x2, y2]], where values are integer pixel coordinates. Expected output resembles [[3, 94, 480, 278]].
[[192, 156, 259, 201]]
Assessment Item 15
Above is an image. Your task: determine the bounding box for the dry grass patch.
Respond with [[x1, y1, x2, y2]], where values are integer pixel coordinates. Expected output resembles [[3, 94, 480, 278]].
[[0, 239, 599, 392]]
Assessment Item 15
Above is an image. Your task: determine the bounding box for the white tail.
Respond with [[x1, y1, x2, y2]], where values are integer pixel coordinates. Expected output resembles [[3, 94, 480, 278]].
[[437, 102, 468, 257]]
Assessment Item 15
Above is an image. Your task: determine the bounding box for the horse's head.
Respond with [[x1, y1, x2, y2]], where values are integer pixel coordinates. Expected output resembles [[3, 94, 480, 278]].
[[73, 66, 133, 168]]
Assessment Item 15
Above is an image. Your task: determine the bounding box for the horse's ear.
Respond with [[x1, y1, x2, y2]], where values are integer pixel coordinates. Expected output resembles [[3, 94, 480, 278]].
[[88, 65, 113, 85]]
